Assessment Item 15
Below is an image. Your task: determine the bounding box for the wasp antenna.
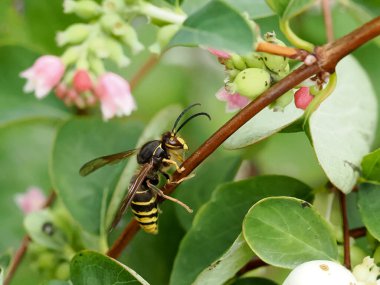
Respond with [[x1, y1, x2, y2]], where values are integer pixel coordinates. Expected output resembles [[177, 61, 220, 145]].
[[171, 103, 201, 132], [174, 112, 211, 134]]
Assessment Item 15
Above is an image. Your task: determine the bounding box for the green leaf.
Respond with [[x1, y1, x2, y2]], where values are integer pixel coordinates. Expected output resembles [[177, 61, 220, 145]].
[[51, 117, 143, 234], [169, 0, 256, 54], [105, 105, 182, 229], [0, 120, 57, 252], [361, 148, 380, 184], [265, 0, 315, 20], [230, 277, 278, 285], [182, 0, 274, 19], [0, 266, 3, 285], [174, 152, 241, 230], [243, 197, 338, 269], [224, 102, 303, 149], [70, 250, 149, 285], [170, 175, 312, 285], [43, 280, 72, 285], [307, 55, 377, 193], [193, 234, 254, 285], [358, 183, 380, 241], [0, 46, 69, 127]]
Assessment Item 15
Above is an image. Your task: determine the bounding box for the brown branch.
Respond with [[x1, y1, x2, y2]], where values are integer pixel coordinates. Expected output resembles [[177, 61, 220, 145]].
[[256, 41, 309, 61], [108, 16, 380, 257], [4, 191, 56, 285], [107, 220, 140, 258], [236, 258, 268, 277], [129, 54, 160, 90], [338, 190, 351, 269], [322, 0, 334, 43], [349, 227, 367, 239]]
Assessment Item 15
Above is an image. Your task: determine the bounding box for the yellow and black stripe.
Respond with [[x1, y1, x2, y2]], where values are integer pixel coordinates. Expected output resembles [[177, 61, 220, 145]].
[[131, 188, 158, 234]]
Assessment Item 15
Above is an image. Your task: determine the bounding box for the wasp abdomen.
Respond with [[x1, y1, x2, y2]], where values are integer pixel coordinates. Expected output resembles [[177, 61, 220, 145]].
[[131, 188, 158, 234]]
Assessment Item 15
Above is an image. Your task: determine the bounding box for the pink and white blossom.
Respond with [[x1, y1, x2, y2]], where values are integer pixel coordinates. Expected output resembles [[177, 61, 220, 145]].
[[95, 72, 136, 120], [15, 187, 47, 214], [294, 87, 314, 110], [20, 55, 65, 99], [216, 87, 250, 112]]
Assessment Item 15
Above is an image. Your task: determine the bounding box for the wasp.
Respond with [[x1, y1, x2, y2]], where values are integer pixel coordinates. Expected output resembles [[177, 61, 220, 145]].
[[79, 104, 210, 234]]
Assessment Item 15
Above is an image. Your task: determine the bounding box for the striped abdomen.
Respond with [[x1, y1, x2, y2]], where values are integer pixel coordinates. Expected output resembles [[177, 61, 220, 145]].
[[131, 188, 158, 234]]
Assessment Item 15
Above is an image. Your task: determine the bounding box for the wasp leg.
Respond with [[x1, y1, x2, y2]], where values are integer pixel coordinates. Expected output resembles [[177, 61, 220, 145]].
[[162, 158, 185, 173], [146, 181, 193, 213], [169, 173, 196, 185]]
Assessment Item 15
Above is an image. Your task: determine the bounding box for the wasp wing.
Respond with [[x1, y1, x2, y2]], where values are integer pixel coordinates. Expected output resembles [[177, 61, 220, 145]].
[[109, 161, 154, 231], [79, 149, 137, 176]]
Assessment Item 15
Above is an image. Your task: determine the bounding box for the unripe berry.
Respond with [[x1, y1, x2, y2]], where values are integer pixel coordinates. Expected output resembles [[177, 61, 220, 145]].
[[64, 0, 102, 19], [55, 262, 70, 280], [270, 63, 290, 82], [228, 68, 271, 99], [37, 252, 57, 270], [56, 24, 91, 47], [230, 53, 247, 70], [260, 33, 289, 73], [269, 90, 293, 111], [150, 24, 180, 54], [243, 52, 265, 69]]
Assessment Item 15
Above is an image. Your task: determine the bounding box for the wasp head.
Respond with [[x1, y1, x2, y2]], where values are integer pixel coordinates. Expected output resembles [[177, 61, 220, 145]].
[[162, 131, 188, 150]]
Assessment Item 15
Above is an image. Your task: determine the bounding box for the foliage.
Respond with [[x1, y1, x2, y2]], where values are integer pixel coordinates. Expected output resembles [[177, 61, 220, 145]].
[[0, 0, 380, 285]]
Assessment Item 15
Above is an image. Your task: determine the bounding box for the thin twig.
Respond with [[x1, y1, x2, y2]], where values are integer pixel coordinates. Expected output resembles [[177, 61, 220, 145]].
[[236, 258, 268, 277], [256, 41, 309, 61], [129, 54, 160, 90], [108, 16, 380, 257], [322, 0, 335, 43], [338, 190, 351, 269], [4, 191, 56, 285], [107, 220, 140, 258]]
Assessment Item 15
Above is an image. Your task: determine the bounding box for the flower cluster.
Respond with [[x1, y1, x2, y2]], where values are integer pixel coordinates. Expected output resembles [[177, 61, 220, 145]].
[[212, 32, 315, 112], [19, 0, 184, 120]]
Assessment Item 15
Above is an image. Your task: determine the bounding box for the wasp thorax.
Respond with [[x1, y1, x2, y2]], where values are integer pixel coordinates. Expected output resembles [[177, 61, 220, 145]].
[[162, 132, 188, 150]]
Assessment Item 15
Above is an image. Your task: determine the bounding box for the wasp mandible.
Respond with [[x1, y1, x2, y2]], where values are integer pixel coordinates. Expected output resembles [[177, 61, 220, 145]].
[[79, 104, 211, 233]]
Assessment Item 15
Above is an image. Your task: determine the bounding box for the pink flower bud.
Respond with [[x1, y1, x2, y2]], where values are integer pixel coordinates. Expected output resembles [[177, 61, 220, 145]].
[[208, 48, 230, 59], [15, 187, 47, 214], [20, 55, 65, 99], [294, 87, 314, 110], [73, 69, 93, 93], [95, 72, 137, 120], [216, 87, 250, 112]]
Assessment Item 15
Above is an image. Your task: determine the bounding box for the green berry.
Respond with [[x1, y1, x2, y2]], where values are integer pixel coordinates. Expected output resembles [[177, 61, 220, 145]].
[[269, 90, 293, 111], [55, 262, 70, 280], [260, 33, 289, 73], [37, 252, 57, 270], [270, 63, 290, 82], [230, 68, 271, 99], [243, 52, 265, 69], [230, 53, 247, 70]]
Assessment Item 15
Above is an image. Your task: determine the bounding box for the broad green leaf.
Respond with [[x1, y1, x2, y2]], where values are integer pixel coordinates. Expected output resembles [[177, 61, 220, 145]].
[[174, 152, 241, 230], [70, 250, 149, 285], [230, 277, 278, 285], [105, 105, 182, 229], [193, 234, 254, 285], [51, 117, 143, 234], [357, 183, 380, 241], [308, 56, 377, 193], [169, 0, 256, 54], [170, 175, 312, 285], [182, 0, 274, 19], [0, 120, 57, 252], [224, 102, 303, 149], [0, 46, 69, 127], [243, 197, 338, 269], [265, 0, 315, 20], [361, 148, 380, 184]]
